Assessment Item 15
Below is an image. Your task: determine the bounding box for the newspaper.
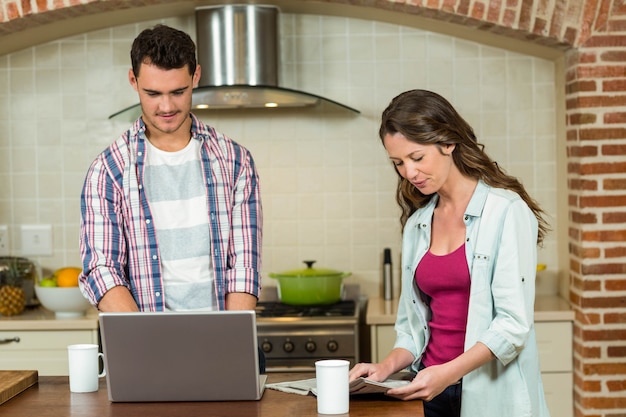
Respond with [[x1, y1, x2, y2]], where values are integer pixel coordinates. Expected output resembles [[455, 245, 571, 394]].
[[266, 372, 414, 396]]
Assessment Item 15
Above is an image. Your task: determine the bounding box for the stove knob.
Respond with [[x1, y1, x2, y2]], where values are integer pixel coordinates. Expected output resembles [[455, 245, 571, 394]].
[[305, 340, 317, 353], [327, 340, 339, 352], [261, 340, 273, 353], [283, 340, 295, 353]]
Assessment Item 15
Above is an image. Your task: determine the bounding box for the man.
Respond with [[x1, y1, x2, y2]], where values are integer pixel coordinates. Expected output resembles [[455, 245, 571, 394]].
[[79, 24, 262, 314]]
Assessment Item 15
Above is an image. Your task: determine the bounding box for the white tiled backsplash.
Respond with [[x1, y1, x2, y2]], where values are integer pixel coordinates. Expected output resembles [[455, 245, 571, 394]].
[[0, 13, 557, 298]]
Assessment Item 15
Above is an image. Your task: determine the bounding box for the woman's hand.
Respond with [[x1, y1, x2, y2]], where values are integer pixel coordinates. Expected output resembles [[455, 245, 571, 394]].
[[386, 363, 454, 401], [349, 362, 391, 383], [350, 348, 415, 383], [386, 343, 495, 401]]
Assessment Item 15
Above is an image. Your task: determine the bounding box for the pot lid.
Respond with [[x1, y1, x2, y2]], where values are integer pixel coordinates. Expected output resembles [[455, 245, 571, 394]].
[[270, 260, 346, 278]]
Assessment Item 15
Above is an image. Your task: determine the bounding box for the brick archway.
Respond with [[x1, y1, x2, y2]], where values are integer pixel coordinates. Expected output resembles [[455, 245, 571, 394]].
[[2, 1, 625, 416], [0, 0, 602, 49]]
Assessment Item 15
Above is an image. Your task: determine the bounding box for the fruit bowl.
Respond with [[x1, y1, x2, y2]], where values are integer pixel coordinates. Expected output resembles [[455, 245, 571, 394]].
[[34, 284, 93, 318]]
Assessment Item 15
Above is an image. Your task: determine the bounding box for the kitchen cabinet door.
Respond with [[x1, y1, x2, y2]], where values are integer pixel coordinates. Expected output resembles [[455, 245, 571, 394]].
[[535, 321, 573, 417], [0, 329, 98, 375], [370, 324, 395, 363]]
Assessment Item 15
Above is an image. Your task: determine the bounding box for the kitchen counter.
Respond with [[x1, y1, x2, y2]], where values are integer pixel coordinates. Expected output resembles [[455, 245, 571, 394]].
[[0, 373, 424, 417], [366, 294, 574, 325], [0, 306, 99, 331], [534, 295, 575, 321]]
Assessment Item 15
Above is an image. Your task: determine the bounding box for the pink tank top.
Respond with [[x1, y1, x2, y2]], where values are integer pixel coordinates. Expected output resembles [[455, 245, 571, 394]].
[[415, 244, 470, 367]]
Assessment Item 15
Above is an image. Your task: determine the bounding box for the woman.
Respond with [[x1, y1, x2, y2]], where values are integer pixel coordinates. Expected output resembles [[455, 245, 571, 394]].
[[349, 90, 551, 417]]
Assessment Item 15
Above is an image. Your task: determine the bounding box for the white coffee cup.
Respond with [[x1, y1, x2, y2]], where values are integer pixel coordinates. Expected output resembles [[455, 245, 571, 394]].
[[67, 344, 106, 393], [315, 359, 350, 415]]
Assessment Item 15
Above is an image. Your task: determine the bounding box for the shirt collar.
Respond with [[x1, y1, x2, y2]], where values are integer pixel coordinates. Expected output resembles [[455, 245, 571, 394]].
[[128, 114, 208, 146], [465, 179, 490, 218]]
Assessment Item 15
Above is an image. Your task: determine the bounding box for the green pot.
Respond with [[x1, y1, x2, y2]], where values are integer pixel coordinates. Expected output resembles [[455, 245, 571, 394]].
[[269, 261, 351, 305]]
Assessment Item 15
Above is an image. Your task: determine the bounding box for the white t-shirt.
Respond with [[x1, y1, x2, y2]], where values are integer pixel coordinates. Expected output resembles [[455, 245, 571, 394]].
[[143, 138, 217, 311]]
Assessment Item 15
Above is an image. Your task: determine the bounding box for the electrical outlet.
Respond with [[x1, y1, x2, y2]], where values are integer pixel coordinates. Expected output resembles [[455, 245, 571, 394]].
[[20, 224, 53, 256], [0, 225, 8, 256]]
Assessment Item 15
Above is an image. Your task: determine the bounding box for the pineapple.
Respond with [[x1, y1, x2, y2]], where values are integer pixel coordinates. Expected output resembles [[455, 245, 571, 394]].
[[0, 258, 26, 316]]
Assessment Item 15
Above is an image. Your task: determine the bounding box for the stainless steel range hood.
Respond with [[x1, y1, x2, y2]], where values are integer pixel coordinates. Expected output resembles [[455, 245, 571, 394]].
[[108, 5, 359, 120]]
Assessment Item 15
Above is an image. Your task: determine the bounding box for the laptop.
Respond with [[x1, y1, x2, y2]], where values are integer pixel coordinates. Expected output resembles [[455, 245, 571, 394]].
[[99, 310, 267, 402]]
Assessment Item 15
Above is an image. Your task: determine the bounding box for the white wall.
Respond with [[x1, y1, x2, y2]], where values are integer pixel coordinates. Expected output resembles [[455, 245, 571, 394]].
[[0, 13, 557, 298]]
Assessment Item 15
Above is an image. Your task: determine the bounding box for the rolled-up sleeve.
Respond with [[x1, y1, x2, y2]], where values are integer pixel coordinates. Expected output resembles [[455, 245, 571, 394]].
[[224, 147, 262, 297], [79, 155, 130, 306], [477, 199, 537, 365]]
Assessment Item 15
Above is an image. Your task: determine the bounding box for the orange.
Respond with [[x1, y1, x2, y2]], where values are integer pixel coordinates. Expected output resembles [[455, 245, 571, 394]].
[[54, 267, 82, 287]]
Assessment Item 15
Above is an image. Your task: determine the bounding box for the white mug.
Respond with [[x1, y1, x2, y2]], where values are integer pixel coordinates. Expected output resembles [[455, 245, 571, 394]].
[[315, 359, 350, 415], [67, 344, 106, 393]]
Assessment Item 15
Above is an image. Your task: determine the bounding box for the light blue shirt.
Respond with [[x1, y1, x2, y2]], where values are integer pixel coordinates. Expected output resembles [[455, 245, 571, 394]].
[[394, 180, 551, 417]]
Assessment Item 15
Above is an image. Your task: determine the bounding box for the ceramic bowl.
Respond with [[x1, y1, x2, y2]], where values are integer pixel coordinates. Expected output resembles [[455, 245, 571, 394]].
[[34, 285, 92, 318]]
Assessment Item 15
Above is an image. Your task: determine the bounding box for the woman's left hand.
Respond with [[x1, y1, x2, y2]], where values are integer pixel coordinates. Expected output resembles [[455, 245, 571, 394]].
[[386, 364, 455, 401]]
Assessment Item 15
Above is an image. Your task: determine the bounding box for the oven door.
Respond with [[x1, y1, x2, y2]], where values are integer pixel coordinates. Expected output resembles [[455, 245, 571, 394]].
[[257, 321, 359, 372]]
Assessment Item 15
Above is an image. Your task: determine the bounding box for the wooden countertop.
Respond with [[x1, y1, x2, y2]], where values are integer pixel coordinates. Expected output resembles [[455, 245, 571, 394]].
[[0, 306, 99, 331], [0, 374, 424, 417], [367, 295, 574, 325]]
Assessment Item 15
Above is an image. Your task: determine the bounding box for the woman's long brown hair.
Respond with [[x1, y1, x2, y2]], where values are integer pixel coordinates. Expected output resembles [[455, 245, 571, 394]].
[[379, 89, 549, 245]]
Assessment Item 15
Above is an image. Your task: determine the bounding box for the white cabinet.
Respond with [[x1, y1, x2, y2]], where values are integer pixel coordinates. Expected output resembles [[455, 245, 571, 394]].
[[0, 329, 98, 375], [535, 321, 573, 417], [369, 323, 395, 366], [0, 308, 99, 376], [370, 324, 396, 362]]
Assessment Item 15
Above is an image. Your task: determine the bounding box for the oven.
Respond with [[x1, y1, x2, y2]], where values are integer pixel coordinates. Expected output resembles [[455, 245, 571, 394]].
[[255, 285, 361, 372]]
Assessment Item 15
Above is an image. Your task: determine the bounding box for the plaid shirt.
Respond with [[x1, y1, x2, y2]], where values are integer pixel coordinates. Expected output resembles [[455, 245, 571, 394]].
[[79, 114, 262, 311]]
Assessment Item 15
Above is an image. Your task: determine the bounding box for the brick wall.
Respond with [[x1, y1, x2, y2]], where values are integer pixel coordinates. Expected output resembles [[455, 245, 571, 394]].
[[1, 0, 625, 416], [565, 2, 626, 415]]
